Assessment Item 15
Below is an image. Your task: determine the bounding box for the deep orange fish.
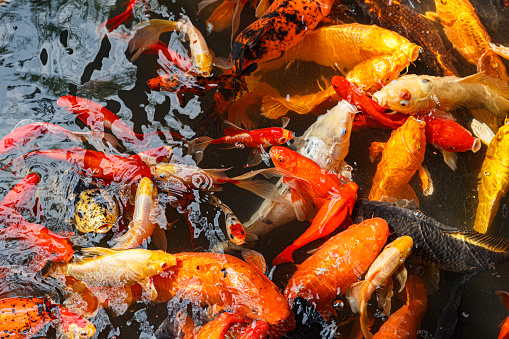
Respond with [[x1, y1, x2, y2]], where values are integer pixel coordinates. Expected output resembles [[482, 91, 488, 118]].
[[186, 312, 251, 339], [372, 275, 428, 339], [228, 0, 335, 73], [496, 291, 509, 339], [284, 218, 390, 320], [368, 116, 432, 205]]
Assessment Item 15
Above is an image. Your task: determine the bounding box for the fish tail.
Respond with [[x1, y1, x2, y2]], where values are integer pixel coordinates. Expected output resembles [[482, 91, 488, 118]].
[[490, 42, 509, 61], [261, 96, 289, 119], [205, 0, 236, 34], [272, 245, 297, 266], [233, 178, 282, 201], [496, 291, 509, 312], [345, 280, 364, 314]]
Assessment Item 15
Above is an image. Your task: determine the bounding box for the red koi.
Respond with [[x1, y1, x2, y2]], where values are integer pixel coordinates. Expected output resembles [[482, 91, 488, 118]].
[[331, 76, 408, 130], [0, 172, 40, 212], [57, 95, 183, 147], [284, 218, 390, 320], [497, 291, 509, 339], [7, 147, 152, 184]]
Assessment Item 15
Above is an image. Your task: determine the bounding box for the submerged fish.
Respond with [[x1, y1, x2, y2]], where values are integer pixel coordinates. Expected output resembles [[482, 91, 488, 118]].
[[496, 291, 509, 339], [474, 119, 509, 233], [373, 73, 509, 122], [354, 199, 509, 273], [74, 188, 120, 234]]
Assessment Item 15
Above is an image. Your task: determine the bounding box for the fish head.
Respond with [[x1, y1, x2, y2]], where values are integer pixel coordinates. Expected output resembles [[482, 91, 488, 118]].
[[194, 52, 214, 77], [74, 188, 119, 234], [145, 251, 177, 277], [373, 75, 433, 114], [269, 146, 298, 173], [331, 76, 351, 98], [269, 128, 294, 146], [150, 164, 179, 182], [400, 116, 427, 152], [390, 235, 414, 259], [29, 223, 75, 262], [56, 306, 96, 339]]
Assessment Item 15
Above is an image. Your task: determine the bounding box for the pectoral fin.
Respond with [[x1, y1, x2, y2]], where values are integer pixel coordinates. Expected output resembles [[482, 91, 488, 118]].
[[418, 166, 434, 195], [369, 142, 386, 163], [139, 277, 158, 301], [441, 150, 458, 171], [377, 277, 394, 317], [395, 265, 408, 293]]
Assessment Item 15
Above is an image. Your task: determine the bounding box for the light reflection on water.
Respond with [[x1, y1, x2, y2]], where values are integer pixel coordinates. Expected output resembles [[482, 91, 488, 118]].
[[0, 0, 508, 337]]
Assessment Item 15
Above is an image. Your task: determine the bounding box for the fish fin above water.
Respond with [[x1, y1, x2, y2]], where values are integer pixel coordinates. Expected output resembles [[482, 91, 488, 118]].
[[418, 166, 434, 195], [471, 118, 495, 146], [441, 150, 458, 171], [377, 277, 394, 317], [490, 42, 509, 60], [261, 97, 290, 119], [241, 248, 267, 275], [369, 142, 386, 163], [444, 231, 509, 253]]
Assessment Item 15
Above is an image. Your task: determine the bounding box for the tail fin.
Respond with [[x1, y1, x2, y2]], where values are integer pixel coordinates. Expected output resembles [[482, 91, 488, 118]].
[[261, 97, 289, 119]]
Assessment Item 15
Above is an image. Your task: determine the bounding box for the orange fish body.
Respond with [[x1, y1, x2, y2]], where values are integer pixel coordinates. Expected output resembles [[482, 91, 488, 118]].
[[0, 297, 59, 339], [272, 181, 358, 265], [0, 172, 40, 215], [229, 0, 334, 73], [284, 218, 390, 319], [496, 291, 509, 339], [188, 312, 250, 339], [372, 275, 428, 339], [369, 117, 429, 204], [423, 0, 508, 82]]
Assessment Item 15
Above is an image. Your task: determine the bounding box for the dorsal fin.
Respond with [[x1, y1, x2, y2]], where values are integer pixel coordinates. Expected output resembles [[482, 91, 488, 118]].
[[458, 71, 509, 97], [445, 231, 509, 253], [223, 120, 247, 135]]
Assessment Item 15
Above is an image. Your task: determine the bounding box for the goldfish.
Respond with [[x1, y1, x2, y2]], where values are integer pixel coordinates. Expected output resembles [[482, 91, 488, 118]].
[[191, 119, 293, 166], [272, 181, 358, 265], [7, 147, 152, 184], [346, 236, 413, 339], [422, 0, 509, 82], [73, 188, 120, 233], [368, 116, 432, 204], [228, 0, 334, 74], [111, 177, 167, 249], [208, 193, 247, 246], [57, 95, 182, 149], [372, 275, 427, 339], [361, 0, 459, 76], [151, 164, 284, 201], [355, 199, 509, 272], [373, 73, 509, 122], [496, 291, 509, 339], [474, 119, 509, 233], [128, 17, 214, 76], [57, 247, 177, 301], [284, 218, 390, 319]]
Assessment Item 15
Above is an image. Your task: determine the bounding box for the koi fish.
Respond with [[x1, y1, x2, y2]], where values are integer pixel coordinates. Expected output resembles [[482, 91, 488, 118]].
[[189, 312, 251, 339], [354, 199, 509, 272], [208, 193, 247, 246], [417, 109, 482, 171], [496, 291, 509, 339], [372, 73, 509, 123], [0, 121, 108, 156], [423, 0, 509, 82], [128, 17, 214, 76], [228, 0, 335, 74], [111, 177, 168, 249], [372, 275, 427, 339], [360, 0, 459, 77], [272, 181, 358, 265], [151, 164, 284, 201], [474, 119, 509, 233], [331, 76, 408, 130], [7, 147, 152, 184], [0, 172, 40, 214], [57, 247, 176, 301], [369, 116, 432, 204], [284, 218, 390, 320], [191, 120, 293, 165], [55, 305, 96, 339], [130, 146, 173, 166], [57, 95, 181, 148], [74, 188, 120, 233], [346, 236, 413, 339]]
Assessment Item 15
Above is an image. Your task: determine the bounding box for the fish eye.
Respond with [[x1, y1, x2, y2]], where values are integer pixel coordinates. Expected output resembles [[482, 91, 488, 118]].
[[161, 262, 168, 269], [159, 173, 166, 179], [400, 100, 409, 107], [449, 146, 456, 150], [230, 234, 235, 239], [441, 0, 447, 4], [77, 210, 83, 219], [278, 137, 286, 143], [278, 155, 286, 163]]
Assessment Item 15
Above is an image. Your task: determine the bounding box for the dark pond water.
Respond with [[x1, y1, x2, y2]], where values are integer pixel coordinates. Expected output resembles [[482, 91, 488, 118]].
[[1, 0, 509, 337]]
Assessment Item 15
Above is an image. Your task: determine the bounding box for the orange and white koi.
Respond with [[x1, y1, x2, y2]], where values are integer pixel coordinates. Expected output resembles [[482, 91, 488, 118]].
[[346, 236, 414, 339], [369, 116, 432, 205], [209, 194, 247, 246], [284, 218, 390, 320]]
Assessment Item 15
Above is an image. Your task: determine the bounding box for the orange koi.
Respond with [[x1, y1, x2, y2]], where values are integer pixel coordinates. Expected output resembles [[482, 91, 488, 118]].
[[368, 116, 432, 205], [284, 218, 390, 320], [272, 181, 358, 265], [0, 172, 40, 214], [372, 275, 428, 339], [423, 0, 509, 82], [228, 0, 334, 74], [7, 147, 152, 184], [188, 312, 251, 339], [496, 291, 509, 339]]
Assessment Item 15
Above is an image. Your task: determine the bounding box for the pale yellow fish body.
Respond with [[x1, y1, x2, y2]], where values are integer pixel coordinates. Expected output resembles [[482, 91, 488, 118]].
[[112, 177, 161, 249], [475, 120, 509, 233], [65, 248, 176, 300], [346, 236, 413, 339]]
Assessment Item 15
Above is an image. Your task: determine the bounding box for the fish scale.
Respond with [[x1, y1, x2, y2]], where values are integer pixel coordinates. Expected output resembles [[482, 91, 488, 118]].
[[354, 199, 509, 273]]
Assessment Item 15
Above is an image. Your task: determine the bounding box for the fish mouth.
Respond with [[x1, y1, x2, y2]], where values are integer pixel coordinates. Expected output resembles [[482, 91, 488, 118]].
[[95, 223, 114, 233], [372, 93, 387, 107], [472, 138, 481, 153]]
